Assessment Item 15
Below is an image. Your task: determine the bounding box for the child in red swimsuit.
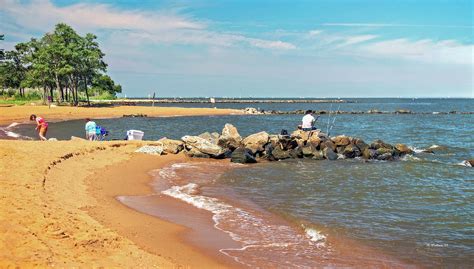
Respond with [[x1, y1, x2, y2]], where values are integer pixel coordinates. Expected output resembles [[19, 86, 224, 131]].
[[30, 114, 48, 141]]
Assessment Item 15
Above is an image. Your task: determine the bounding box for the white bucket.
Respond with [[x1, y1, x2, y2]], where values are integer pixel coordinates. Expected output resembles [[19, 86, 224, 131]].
[[127, 130, 144, 141]]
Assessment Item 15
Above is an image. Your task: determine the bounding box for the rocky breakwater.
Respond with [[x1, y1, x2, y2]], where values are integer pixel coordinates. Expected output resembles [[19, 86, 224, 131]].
[[143, 123, 415, 164]]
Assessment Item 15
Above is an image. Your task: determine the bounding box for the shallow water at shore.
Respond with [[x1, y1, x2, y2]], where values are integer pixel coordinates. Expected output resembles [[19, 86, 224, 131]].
[[121, 161, 418, 268]]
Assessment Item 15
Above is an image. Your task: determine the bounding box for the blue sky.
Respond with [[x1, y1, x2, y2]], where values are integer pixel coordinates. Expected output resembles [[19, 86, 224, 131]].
[[1, 0, 473, 97]]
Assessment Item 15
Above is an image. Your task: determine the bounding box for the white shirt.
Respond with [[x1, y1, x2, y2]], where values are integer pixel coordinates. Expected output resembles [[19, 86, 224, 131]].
[[302, 114, 315, 129]]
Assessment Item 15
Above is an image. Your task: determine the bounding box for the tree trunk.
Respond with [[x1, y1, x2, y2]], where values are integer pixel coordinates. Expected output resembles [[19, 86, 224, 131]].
[[54, 73, 62, 102], [43, 87, 47, 105], [49, 86, 54, 103], [84, 77, 90, 106]]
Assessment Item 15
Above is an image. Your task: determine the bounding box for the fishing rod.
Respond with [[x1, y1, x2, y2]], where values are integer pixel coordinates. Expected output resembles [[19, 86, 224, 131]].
[[326, 103, 333, 134], [328, 104, 341, 137]]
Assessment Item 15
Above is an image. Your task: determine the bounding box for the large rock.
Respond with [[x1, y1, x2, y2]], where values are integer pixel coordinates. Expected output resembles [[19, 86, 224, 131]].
[[135, 145, 164, 155], [268, 135, 280, 146], [312, 150, 324, 160], [198, 132, 220, 144], [308, 135, 321, 147], [320, 140, 336, 151], [362, 148, 378, 159], [289, 146, 303, 159], [218, 124, 242, 150], [157, 138, 184, 154], [370, 140, 393, 150], [377, 153, 393, 161], [395, 144, 413, 155], [231, 148, 257, 163], [271, 147, 291, 160], [376, 147, 393, 156], [343, 144, 361, 158], [302, 145, 317, 158], [242, 131, 270, 154], [181, 135, 226, 157], [244, 107, 261, 114], [184, 147, 210, 158], [353, 138, 369, 152], [323, 148, 338, 160], [332, 135, 351, 146], [291, 130, 311, 140]]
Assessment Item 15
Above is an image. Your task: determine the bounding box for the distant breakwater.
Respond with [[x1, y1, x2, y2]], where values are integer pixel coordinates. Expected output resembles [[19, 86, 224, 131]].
[[243, 107, 474, 115], [91, 99, 350, 105]]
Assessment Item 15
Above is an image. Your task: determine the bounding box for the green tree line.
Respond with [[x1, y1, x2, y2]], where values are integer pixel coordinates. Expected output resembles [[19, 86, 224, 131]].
[[0, 23, 122, 105]]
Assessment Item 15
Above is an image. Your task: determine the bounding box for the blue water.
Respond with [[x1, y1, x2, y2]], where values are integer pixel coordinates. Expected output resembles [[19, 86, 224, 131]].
[[135, 98, 474, 113], [10, 98, 474, 267]]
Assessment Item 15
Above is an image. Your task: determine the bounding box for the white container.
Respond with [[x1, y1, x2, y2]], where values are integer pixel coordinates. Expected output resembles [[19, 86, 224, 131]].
[[127, 130, 144, 141]]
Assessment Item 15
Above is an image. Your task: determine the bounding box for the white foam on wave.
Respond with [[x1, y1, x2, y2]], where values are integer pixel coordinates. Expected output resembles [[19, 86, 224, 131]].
[[5, 130, 21, 138], [305, 227, 327, 247], [428, 144, 442, 149], [1, 122, 33, 139], [458, 161, 472, 167], [6, 122, 20, 129], [401, 155, 421, 161], [409, 146, 425, 154]]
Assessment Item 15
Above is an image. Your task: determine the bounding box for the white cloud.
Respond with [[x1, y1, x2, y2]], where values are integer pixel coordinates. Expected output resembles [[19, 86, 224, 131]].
[[308, 30, 323, 36], [359, 38, 473, 65], [323, 23, 474, 29], [0, 0, 203, 32], [342, 35, 378, 45], [0, 0, 294, 50]]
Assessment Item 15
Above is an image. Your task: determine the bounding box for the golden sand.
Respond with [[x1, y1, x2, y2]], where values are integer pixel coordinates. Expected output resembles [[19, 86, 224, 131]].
[[0, 106, 240, 268], [0, 105, 242, 125]]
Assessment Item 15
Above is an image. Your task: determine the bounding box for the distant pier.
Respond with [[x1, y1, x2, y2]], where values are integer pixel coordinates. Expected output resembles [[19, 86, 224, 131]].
[[91, 98, 351, 105]]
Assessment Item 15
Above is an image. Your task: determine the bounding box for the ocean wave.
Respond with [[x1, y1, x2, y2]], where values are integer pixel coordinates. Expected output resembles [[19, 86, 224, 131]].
[[304, 227, 327, 247], [6, 122, 20, 129], [0, 122, 33, 139], [400, 155, 421, 162], [457, 161, 472, 167], [162, 183, 232, 213], [409, 147, 426, 154]]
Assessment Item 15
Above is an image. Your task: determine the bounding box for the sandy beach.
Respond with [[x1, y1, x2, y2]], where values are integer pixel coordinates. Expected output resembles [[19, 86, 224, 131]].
[[0, 106, 240, 268], [0, 105, 242, 125]]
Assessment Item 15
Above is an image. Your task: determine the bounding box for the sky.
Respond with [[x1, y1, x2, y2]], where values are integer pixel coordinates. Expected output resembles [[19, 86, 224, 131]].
[[0, 0, 473, 97]]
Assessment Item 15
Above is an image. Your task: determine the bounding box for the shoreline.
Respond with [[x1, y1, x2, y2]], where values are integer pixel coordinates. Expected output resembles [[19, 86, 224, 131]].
[[85, 153, 242, 268]]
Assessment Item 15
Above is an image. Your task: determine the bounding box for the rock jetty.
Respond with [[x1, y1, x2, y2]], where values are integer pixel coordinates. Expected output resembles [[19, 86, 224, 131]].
[[243, 108, 474, 115], [143, 124, 418, 164]]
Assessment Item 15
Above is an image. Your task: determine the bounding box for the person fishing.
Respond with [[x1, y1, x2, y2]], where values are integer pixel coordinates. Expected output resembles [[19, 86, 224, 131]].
[[30, 114, 48, 141], [300, 110, 319, 131], [85, 118, 97, 141]]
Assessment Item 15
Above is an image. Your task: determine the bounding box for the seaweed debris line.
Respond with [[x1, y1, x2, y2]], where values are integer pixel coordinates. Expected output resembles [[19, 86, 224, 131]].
[[140, 124, 419, 163]]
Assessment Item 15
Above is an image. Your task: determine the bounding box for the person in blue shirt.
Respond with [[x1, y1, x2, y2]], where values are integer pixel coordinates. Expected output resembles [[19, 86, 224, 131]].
[[85, 118, 97, 141]]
